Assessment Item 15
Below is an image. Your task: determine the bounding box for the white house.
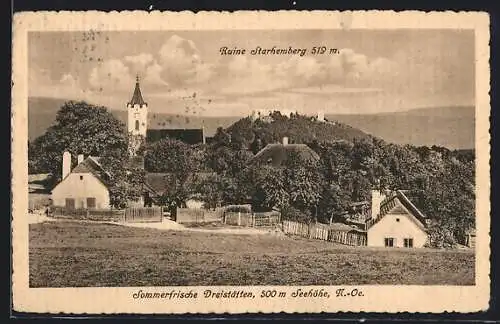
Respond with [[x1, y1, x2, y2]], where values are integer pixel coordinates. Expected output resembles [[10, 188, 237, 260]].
[[366, 190, 428, 248], [51, 152, 111, 209]]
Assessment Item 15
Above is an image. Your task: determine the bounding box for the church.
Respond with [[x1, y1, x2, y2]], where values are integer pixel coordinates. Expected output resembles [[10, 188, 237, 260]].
[[51, 77, 207, 210], [127, 76, 209, 207], [127, 75, 206, 157]]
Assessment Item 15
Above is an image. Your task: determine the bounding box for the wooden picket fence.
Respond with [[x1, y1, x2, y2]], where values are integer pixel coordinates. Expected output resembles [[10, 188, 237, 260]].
[[253, 212, 281, 227], [50, 206, 163, 223], [51, 207, 126, 222], [224, 211, 281, 227], [224, 212, 253, 226], [124, 207, 163, 223], [176, 208, 224, 224], [282, 220, 367, 246]]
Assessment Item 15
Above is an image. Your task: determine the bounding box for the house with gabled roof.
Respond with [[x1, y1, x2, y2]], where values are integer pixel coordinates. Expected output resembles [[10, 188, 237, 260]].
[[249, 137, 320, 167], [365, 190, 429, 248], [51, 152, 112, 209]]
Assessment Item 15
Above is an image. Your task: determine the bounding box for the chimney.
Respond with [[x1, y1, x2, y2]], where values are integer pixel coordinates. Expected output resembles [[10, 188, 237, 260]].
[[282, 136, 289, 146], [371, 190, 385, 220], [77, 154, 84, 165], [62, 151, 71, 179]]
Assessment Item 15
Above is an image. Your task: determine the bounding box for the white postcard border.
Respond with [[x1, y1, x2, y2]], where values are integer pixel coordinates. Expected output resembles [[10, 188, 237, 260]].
[[12, 10, 491, 314]]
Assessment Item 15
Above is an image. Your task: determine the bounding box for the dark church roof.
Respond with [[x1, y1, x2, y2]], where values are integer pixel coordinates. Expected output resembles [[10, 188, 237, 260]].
[[146, 128, 205, 145], [250, 143, 320, 167], [128, 76, 147, 107]]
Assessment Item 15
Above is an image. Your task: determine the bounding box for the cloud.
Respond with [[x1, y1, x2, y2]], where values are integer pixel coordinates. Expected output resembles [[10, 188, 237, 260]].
[[88, 59, 135, 92], [59, 73, 79, 88], [274, 56, 325, 86], [207, 55, 282, 95], [206, 46, 401, 97], [124, 53, 154, 69], [157, 35, 213, 87], [29, 69, 91, 99], [142, 61, 169, 88]]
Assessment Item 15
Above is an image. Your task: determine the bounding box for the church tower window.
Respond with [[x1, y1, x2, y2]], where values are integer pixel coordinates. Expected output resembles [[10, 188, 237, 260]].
[[135, 120, 140, 131]]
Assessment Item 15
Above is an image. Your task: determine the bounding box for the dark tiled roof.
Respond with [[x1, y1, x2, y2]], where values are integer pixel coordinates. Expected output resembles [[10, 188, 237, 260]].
[[67, 156, 111, 186], [370, 190, 427, 230], [146, 129, 204, 145], [129, 78, 147, 107], [250, 143, 320, 167]]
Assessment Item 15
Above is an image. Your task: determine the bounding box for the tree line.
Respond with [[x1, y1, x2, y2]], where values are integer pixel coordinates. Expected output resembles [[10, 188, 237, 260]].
[[29, 102, 475, 247]]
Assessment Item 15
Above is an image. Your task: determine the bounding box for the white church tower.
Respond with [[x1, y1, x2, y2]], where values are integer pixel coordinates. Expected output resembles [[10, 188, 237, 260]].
[[127, 75, 148, 156]]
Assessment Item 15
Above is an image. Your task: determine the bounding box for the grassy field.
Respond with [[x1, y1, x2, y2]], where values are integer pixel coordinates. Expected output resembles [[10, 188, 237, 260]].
[[29, 221, 475, 287]]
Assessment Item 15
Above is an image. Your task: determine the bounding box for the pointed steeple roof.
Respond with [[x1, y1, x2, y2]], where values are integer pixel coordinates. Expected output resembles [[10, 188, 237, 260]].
[[129, 75, 147, 106]]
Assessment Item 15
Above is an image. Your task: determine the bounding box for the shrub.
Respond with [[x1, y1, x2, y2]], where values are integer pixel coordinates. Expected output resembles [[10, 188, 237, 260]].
[[281, 206, 313, 223]]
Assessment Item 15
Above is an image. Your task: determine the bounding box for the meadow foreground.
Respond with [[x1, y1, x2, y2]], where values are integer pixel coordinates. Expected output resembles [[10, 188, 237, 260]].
[[29, 221, 475, 287]]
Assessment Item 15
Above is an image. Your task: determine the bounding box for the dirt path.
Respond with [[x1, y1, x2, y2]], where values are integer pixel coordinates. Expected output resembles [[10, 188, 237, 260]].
[[29, 214, 281, 236], [28, 212, 56, 224], [118, 219, 277, 235]]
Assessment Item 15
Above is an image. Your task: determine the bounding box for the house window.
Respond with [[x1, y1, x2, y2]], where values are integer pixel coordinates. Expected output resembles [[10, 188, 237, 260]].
[[80, 175, 84, 180], [87, 197, 96, 209], [396, 218, 400, 222], [404, 238, 414, 248], [65, 198, 75, 210], [384, 237, 395, 247], [135, 120, 140, 130]]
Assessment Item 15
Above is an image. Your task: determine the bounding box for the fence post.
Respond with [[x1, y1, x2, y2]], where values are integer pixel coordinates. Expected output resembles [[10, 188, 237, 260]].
[[238, 212, 241, 226]]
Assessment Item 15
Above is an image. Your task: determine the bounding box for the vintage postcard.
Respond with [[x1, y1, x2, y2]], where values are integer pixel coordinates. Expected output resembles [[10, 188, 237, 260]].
[[12, 11, 490, 314]]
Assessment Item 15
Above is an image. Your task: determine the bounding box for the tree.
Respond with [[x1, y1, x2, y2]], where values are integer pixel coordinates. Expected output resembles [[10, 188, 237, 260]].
[[144, 138, 195, 175], [249, 165, 290, 211], [143, 138, 197, 211], [196, 174, 225, 210], [28, 101, 146, 208], [283, 151, 321, 214], [28, 101, 128, 180], [245, 150, 321, 222], [317, 183, 351, 224]]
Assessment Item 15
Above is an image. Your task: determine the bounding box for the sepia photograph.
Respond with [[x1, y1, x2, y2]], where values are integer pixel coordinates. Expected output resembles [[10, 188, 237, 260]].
[[12, 11, 490, 314]]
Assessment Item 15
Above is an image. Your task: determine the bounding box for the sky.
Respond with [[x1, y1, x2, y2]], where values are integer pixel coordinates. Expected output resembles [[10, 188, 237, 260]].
[[28, 29, 475, 117]]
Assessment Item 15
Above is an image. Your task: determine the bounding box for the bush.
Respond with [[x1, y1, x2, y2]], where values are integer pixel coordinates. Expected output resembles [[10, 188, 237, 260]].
[[281, 206, 313, 223]]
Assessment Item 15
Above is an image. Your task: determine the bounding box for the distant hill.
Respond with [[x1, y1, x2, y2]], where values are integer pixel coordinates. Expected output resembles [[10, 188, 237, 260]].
[[28, 97, 240, 141], [28, 97, 475, 149], [225, 114, 372, 149], [327, 106, 475, 150]]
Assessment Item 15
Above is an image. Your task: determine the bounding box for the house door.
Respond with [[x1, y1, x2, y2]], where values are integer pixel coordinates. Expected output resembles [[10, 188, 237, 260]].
[[87, 197, 96, 209], [65, 198, 75, 210]]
